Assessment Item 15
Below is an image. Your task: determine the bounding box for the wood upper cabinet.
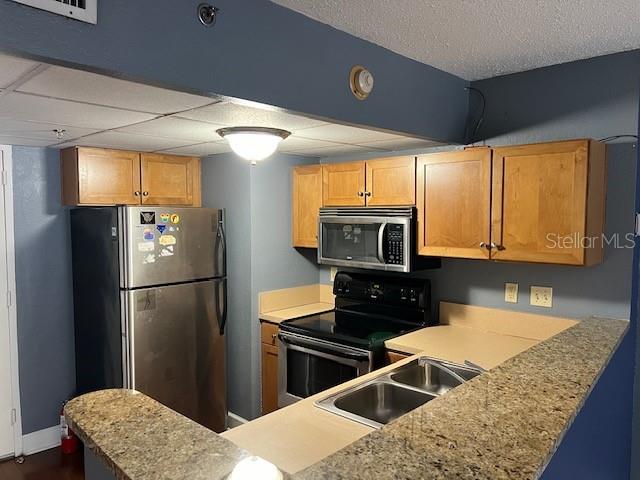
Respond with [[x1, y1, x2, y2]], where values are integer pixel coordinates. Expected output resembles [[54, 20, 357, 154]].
[[62, 147, 141, 205], [61, 147, 201, 206], [417, 148, 492, 259], [141, 154, 201, 206], [416, 139, 606, 266], [365, 156, 416, 206], [491, 139, 606, 265], [322, 161, 366, 206], [322, 157, 416, 207], [292, 164, 322, 248]]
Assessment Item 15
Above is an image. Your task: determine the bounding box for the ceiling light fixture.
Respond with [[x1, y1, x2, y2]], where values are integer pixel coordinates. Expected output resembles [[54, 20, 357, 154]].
[[217, 127, 291, 164]]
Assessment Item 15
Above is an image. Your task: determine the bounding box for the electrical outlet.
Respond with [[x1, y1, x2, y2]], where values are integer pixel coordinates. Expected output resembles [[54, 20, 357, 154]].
[[504, 283, 518, 303], [330, 267, 338, 282], [530, 286, 553, 308]]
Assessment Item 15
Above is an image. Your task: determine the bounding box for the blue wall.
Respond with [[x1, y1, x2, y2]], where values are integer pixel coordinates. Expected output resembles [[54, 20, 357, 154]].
[[0, 0, 468, 143], [12, 146, 75, 434], [202, 152, 320, 419]]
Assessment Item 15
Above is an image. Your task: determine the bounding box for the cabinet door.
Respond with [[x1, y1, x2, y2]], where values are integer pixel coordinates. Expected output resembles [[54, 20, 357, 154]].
[[76, 148, 141, 205], [140, 154, 200, 206], [292, 164, 322, 248], [417, 149, 492, 259], [261, 343, 279, 415], [491, 140, 594, 265], [322, 162, 365, 206], [365, 156, 416, 206]]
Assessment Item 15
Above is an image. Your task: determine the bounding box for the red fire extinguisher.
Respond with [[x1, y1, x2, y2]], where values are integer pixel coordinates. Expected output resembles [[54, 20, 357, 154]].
[[60, 402, 79, 454]]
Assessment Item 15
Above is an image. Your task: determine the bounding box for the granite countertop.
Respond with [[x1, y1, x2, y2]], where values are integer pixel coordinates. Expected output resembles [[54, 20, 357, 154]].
[[64, 389, 265, 480], [293, 317, 628, 480], [65, 316, 628, 480]]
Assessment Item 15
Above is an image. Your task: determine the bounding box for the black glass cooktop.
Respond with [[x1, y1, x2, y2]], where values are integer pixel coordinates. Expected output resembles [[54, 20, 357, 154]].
[[279, 310, 423, 350]]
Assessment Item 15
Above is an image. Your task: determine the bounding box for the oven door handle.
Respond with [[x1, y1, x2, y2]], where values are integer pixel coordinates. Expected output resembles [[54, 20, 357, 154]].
[[278, 331, 371, 361], [377, 222, 387, 263]]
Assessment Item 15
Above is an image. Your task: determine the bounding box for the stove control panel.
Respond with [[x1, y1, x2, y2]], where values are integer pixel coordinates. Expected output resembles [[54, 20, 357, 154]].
[[333, 272, 430, 311]]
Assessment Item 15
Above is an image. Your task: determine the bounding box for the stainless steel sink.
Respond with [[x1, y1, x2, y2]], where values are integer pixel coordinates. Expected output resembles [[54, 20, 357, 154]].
[[333, 382, 436, 426], [315, 357, 483, 428], [391, 360, 481, 395]]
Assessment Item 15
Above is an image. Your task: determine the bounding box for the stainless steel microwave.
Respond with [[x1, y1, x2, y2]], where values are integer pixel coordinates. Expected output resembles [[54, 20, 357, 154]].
[[317, 207, 440, 273]]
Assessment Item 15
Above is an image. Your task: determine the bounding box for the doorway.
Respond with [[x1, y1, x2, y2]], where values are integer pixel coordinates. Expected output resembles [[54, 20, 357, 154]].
[[0, 145, 22, 458]]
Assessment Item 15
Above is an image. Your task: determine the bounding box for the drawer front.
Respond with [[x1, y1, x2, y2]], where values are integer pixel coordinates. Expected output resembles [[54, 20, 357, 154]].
[[260, 321, 279, 346]]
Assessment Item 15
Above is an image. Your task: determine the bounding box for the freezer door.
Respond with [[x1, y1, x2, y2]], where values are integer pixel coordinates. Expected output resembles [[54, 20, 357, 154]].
[[119, 206, 225, 288], [123, 279, 227, 432]]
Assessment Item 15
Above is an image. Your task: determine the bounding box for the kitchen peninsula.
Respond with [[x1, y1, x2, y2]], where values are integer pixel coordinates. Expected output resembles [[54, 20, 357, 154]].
[[65, 314, 628, 480]]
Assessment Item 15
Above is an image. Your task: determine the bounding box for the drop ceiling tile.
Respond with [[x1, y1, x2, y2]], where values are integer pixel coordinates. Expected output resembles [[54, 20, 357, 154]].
[[356, 137, 444, 151], [0, 118, 99, 141], [297, 144, 382, 157], [296, 124, 402, 144], [0, 92, 156, 129], [68, 131, 192, 152], [159, 142, 231, 157], [278, 136, 339, 153], [0, 54, 39, 89], [0, 135, 55, 147], [17, 66, 216, 114], [177, 102, 328, 131], [118, 116, 222, 142]]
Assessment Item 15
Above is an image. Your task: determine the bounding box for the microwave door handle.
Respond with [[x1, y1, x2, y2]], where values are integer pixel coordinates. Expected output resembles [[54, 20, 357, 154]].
[[377, 222, 387, 263]]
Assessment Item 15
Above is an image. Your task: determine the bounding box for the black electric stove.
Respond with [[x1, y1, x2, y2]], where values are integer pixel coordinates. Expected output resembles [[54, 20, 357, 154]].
[[279, 271, 432, 351]]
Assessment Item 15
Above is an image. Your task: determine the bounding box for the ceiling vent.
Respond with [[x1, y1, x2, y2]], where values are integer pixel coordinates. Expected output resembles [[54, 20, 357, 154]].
[[10, 0, 97, 24]]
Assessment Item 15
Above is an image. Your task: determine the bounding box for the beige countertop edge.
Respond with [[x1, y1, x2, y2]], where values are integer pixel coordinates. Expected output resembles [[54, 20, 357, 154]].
[[259, 302, 334, 324], [293, 317, 630, 480]]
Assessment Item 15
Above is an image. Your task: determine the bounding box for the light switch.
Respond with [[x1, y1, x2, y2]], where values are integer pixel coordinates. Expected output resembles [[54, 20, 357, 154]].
[[530, 286, 553, 308], [504, 283, 518, 303]]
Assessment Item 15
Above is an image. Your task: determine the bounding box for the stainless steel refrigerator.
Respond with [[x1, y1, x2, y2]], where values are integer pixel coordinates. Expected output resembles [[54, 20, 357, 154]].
[[70, 206, 227, 432]]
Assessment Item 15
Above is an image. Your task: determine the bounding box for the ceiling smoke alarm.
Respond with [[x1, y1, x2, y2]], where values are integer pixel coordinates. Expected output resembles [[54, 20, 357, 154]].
[[349, 65, 374, 100]]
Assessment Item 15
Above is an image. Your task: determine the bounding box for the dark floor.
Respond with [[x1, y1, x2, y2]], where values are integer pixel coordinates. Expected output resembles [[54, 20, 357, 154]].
[[0, 448, 84, 480]]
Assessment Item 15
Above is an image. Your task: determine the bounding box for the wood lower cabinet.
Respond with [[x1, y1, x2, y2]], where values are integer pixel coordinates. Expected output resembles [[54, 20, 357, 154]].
[[292, 164, 322, 247], [386, 350, 410, 364], [62, 147, 142, 205], [260, 320, 280, 415], [365, 156, 416, 206], [417, 148, 491, 259], [141, 154, 201, 206], [61, 147, 201, 206], [261, 342, 279, 415], [491, 140, 606, 265], [322, 161, 366, 206]]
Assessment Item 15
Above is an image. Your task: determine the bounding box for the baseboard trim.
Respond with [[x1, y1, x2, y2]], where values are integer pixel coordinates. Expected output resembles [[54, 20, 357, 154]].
[[22, 425, 60, 455], [227, 412, 248, 429]]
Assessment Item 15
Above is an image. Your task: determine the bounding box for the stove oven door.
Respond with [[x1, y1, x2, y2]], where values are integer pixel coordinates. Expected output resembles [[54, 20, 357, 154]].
[[277, 331, 372, 407]]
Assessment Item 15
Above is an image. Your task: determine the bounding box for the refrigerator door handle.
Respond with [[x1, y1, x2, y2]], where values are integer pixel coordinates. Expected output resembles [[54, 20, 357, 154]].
[[215, 210, 227, 277], [214, 278, 228, 335]]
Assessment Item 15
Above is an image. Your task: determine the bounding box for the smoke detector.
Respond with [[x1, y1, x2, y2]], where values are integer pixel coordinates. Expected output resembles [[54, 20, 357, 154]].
[[349, 66, 374, 100]]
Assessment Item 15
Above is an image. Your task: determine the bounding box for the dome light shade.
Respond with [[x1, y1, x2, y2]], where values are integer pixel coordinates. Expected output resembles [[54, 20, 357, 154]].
[[217, 127, 291, 164]]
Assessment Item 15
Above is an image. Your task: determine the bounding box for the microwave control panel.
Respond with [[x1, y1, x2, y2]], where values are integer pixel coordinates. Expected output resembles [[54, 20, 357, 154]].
[[386, 224, 404, 265]]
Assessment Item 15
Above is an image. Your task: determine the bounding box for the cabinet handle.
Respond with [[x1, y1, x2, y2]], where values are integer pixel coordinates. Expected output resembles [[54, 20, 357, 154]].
[[134, 191, 141, 196], [142, 191, 149, 197], [364, 191, 372, 197], [357, 191, 364, 197], [271, 333, 277, 340], [479, 242, 487, 249], [489, 242, 505, 250]]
